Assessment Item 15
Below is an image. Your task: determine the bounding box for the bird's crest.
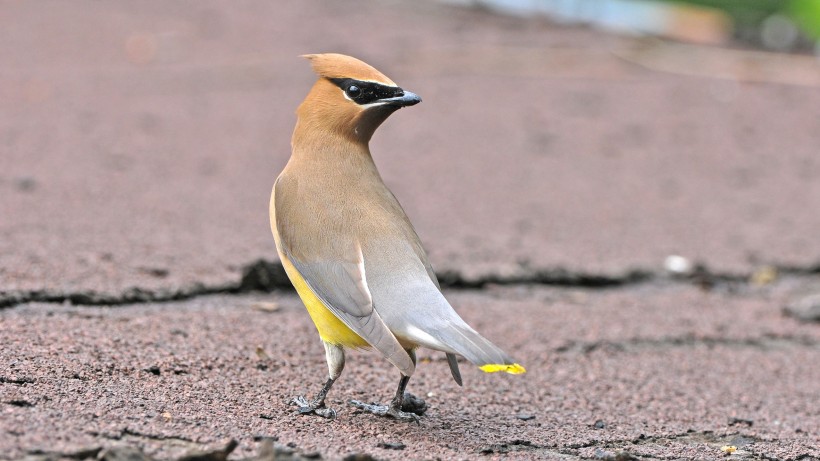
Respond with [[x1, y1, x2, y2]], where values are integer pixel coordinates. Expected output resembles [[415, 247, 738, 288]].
[[302, 53, 396, 87]]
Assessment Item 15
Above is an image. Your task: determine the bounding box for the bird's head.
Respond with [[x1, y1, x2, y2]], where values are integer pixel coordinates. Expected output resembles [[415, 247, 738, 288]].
[[295, 53, 421, 144]]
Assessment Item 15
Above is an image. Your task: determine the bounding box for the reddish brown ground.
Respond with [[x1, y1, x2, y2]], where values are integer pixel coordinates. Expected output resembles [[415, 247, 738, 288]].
[[1, 1, 819, 460]]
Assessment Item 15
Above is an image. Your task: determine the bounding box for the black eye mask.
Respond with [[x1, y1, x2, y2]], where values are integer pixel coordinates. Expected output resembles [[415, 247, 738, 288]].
[[329, 78, 404, 105]]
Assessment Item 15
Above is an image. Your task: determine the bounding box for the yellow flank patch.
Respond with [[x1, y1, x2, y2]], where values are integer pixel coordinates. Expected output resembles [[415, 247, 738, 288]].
[[280, 256, 369, 348], [480, 363, 527, 374]]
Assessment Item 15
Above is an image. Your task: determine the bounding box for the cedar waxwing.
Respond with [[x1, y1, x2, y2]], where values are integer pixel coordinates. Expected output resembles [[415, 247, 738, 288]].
[[270, 53, 525, 422]]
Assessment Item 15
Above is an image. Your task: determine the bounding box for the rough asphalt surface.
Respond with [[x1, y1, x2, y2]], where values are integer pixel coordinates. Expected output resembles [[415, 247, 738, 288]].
[[3, 284, 820, 460], [1, 0, 819, 460]]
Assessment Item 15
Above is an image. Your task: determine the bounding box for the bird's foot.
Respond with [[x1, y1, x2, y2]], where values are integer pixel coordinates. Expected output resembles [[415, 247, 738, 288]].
[[349, 393, 426, 423], [291, 395, 336, 419], [349, 400, 419, 422]]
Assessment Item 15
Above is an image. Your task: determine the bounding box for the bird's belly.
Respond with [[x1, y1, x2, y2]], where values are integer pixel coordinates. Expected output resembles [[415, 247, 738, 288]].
[[279, 254, 370, 348]]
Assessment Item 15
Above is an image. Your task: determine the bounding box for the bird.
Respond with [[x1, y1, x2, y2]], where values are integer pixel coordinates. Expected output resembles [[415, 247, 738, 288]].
[[270, 53, 525, 422]]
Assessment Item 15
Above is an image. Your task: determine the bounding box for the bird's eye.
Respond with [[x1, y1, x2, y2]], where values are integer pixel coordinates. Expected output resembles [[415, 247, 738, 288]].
[[346, 85, 361, 98]]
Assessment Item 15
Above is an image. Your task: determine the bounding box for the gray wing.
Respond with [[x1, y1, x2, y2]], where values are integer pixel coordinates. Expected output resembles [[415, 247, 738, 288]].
[[379, 187, 463, 384], [420, 256, 462, 384], [282, 241, 415, 377]]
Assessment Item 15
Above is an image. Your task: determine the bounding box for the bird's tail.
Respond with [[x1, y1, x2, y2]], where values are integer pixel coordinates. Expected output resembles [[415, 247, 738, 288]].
[[436, 324, 526, 375]]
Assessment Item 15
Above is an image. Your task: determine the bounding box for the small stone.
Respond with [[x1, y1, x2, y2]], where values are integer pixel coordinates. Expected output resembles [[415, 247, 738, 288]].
[[594, 448, 615, 459], [664, 255, 693, 276], [728, 416, 753, 427], [143, 366, 160, 376], [400, 392, 427, 415], [784, 293, 820, 323], [273, 443, 295, 455], [515, 413, 536, 421], [593, 419, 606, 429], [377, 441, 406, 450], [729, 435, 755, 447]]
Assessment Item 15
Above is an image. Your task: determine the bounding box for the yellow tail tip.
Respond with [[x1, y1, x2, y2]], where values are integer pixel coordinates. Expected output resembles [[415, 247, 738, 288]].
[[479, 363, 526, 374]]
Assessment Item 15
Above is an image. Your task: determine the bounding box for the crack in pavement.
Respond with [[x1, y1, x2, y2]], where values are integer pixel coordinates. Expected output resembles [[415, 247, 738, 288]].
[[2, 258, 819, 309], [435, 267, 655, 288], [479, 440, 588, 460], [517, 431, 802, 461], [0, 260, 290, 309], [118, 428, 197, 444], [24, 439, 365, 461], [615, 432, 813, 461], [25, 431, 805, 461], [554, 334, 820, 354]]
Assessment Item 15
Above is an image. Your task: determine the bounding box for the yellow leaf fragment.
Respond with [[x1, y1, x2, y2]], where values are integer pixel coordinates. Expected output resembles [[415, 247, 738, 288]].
[[750, 266, 777, 286], [251, 302, 281, 313]]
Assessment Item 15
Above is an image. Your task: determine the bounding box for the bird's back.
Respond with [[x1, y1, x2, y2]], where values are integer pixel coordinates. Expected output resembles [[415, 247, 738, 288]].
[[274, 147, 456, 342]]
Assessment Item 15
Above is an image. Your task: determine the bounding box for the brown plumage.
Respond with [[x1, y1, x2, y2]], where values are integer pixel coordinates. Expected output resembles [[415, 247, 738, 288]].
[[303, 53, 396, 84], [293, 55, 400, 145], [270, 53, 524, 422]]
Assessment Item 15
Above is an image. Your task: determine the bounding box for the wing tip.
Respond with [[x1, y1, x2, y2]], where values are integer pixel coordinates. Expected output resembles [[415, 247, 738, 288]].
[[479, 363, 526, 375]]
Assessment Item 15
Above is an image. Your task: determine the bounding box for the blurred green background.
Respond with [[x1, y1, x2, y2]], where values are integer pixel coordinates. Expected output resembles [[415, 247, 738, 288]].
[[466, 0, 820, 51], [659, 0, 820, 44]]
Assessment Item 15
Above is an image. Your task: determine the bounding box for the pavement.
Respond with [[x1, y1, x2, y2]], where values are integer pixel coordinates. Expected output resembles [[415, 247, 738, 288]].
[[1, 0, 819, 460]]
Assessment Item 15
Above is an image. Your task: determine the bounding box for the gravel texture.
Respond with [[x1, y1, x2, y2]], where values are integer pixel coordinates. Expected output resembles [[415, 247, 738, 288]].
[[2, 284, 818, 460]]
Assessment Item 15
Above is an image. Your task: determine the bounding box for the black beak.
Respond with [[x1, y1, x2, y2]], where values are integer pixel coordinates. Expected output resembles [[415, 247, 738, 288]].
[[380, 91, 421, 107]]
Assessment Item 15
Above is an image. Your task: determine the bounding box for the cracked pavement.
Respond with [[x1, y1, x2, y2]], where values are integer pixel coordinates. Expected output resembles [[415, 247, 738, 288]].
[[1, 0, 819, 460], [2, 284, 819, 460]]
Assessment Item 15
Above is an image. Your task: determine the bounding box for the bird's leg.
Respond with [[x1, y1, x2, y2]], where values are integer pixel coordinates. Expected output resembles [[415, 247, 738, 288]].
[[292, 342, 344, 419], [394, 349, 427, 415], [349, 349, 427, 422], [292, 377, 337, 418]]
